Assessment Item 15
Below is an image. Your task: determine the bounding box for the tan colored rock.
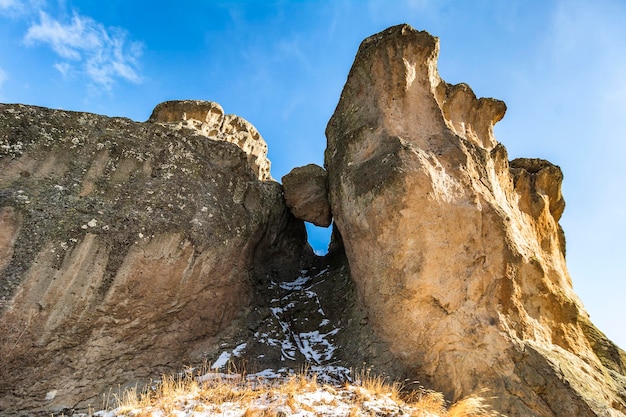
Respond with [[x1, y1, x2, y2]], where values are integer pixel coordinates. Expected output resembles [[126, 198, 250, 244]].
[[282, 164, 331, 227], [0, 103, 306, 415], [149, 100, 271, 181], [325, 24, 626, 416]]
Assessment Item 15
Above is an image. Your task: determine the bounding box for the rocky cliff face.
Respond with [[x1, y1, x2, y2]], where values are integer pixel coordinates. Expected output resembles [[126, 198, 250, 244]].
[[325, 24, 626, 416], [0, 102, 307, 414], [1, 24, 625, 417]]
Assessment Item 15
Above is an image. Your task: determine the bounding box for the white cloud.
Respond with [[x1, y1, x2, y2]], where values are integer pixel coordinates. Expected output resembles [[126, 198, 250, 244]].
[[54, 61, 72, 77], [0, 0, 18, 10], [0, 0, 22, 17], [0, 0, 44, 17], [24, 11, 143, 89]]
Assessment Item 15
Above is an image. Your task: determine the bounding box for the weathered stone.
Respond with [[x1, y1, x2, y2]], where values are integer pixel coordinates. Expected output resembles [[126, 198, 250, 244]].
[[282, 164, 331, 227], [325, 24, 626, 416], [149, 100, 272, 181], [2, 24, 626, 417], [0, 102, 307, 414]]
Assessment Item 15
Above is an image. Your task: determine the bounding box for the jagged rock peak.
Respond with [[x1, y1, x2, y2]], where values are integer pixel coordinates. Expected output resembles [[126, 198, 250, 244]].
[[327, 24, 506, 154], [149, 100, 272, 181], [325, 24, 626, 417]]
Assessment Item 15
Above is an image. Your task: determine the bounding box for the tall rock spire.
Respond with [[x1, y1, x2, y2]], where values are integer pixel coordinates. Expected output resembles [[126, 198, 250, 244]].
[[325, 24, 626, 416]]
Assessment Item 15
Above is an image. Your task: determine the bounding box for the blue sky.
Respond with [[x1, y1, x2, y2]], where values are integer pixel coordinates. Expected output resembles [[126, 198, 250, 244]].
[[1, 0, 625, 348]]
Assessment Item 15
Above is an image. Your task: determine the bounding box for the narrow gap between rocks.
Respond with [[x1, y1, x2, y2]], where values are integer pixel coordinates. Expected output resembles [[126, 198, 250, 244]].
[[305, 222, 332, 256]]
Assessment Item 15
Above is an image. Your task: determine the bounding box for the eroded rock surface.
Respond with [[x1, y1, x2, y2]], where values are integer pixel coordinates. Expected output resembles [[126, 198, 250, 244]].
[[325, 24, 626, 416], [282, 164, 331, 227], [0, 102, 307, 415], [2, 24, 626, 417], [149, 100, 272, 181]]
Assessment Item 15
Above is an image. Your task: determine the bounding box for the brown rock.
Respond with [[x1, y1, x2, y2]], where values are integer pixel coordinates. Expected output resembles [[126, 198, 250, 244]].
[[325, 24, 626, 416], [0, 102, 307, 414], [149, 100, 272, 181], [282, 164, 331, 227], [2, 25, 626, 417]]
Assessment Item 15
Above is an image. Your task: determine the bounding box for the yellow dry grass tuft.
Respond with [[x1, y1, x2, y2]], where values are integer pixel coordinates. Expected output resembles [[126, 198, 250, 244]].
[[106, 367, 499, 417], [402, 389, 447, 416], [448, 391, 501, 417]]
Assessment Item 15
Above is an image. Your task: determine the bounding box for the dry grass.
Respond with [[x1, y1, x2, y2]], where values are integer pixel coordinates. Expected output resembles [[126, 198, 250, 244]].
[[448, 392, 501, 417], [106, 367, 499, 417], [402, 388, 448, 416]]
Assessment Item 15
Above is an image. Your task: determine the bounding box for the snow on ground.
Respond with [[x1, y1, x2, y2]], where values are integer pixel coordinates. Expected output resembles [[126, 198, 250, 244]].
[[262, 266, 341, 366], [87, 264, 465, 416], [210, 343, 247, 369], [96, 266, 430, 416], [212, 265, 350, 383]]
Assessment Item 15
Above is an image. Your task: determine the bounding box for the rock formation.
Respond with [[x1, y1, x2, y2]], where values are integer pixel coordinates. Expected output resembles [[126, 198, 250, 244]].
[[148, 100, 272, 181], [0, 102, 307, 414], [282, 164, 331, 227], [1, 24, 625, 417], [325, 24, 626, 416]]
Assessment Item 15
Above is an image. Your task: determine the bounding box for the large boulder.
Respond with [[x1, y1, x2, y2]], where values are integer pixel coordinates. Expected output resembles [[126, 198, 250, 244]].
[[325, 24, 626, 416], [281, 164, 331, 227], [0, 102, 307, 414]]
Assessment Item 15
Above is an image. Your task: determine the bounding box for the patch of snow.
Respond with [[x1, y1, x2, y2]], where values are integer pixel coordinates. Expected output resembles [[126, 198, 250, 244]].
[[247, 368, 291, 380], [296, 329, 341, 363], [310, 365, 351, 384], [232, 342, 246, 357], [195, 372, 241, 384], [280, 337, 297, 361], [211, 342, 247, 370], [279, 275, 311, 290], [256, 266, 343, 366], [210, 351, 231, 369], [93, 411, 116, 417], [45, 390, 57, 400], [314, 267, 329, 277]]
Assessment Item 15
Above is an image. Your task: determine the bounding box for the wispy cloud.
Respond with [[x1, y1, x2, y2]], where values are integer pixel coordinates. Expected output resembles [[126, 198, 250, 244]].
[[0, 0, 20, 11], [0, 0, 44, 17], [24, 11, 143, 89]]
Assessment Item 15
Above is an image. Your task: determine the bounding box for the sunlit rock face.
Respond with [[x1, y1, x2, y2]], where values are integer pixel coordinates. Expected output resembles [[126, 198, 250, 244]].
[[0, 102, 307, 414], [325, 24, 626, 416], [2, 24, 626, 417], [149, 100, 272, 181]]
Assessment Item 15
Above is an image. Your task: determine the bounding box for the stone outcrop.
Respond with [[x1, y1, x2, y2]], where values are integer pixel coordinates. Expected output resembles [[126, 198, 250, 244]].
[[0, 102, 307, 414], [281, 164, 331, 227], [148, 100, 272, 181], [2, 25, 626, 417], [325, 24, 626, 416]]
